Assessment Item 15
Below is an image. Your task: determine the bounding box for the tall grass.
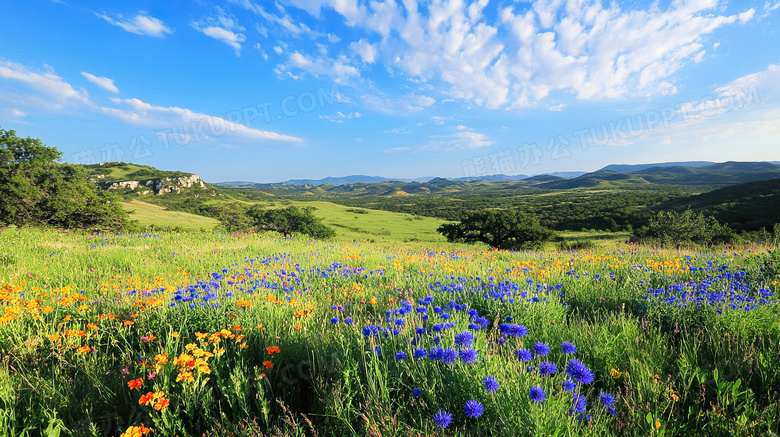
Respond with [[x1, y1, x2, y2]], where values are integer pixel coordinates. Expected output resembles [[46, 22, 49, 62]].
[[0, 227, 778, 436]]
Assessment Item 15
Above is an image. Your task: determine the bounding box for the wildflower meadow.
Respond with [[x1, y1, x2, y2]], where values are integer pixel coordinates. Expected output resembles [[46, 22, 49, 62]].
[[1, 228, 779, 436]]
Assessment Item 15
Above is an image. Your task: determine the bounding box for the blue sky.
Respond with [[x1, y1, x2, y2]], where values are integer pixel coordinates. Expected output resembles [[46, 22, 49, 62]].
[[1, 0, 778, 183]]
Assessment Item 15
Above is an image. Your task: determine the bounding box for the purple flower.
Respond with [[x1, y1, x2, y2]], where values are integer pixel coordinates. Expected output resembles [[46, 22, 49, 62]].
[[464, 400, 484, 418], [566, 359, 595, 385], [534, 342, 551, 357], [484, 376, 500, 393], [433, 410, 452, 428], [529, 386, 546, 402], [516, 349, 532, 361], [459, 348, 479, 364], [561, 341, 577, 354]]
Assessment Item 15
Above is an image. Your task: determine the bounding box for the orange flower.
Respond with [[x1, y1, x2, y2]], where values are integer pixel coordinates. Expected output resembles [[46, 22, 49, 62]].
[[120, 424, 152, 437], [48, 334, 61, 342], [86, 324, 98, 330], [176, 371, 193, 383], [232, 325, 242, 331], [127, 378, 143, 389], [263, 360, 273, 369], [171, 332, 180, 338], [153, 398, 170, 411], [266, 346, 280, 355], [123, 320, 134, 326], [77, 346, 91, 354], [154, 354, 168, 365], [139, 392, 154, 405], [236, 300, 253, 307]]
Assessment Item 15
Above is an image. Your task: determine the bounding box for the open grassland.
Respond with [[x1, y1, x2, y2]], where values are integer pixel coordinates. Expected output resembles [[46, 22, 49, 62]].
[[1, 228, 779, 436], [123, 201, 220, 231]]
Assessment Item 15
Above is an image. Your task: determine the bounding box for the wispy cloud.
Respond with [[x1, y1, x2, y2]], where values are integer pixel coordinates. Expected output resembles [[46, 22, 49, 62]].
[[319, 111, 361, 123], [0, 60, 90, 106], [191, 7, 246, 55], [97, 11, 172, 37], [81, 72, 119, 93], [103, 97, 302, 143]]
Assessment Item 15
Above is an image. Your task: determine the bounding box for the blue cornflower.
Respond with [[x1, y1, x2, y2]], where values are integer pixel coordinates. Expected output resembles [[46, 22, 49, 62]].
[[395, 318, 406, 326], [464, 400, 484, 418], [566, 359, 595, 385], [561, 341, 577, 354], [538, 361, 558, 375], [374, 346, 381, 356], [442, 348, 458, 365], [344, 317, 353, 325], [412, 388, 421, 398], [454, 331, 474, 348], [529, 386, 546, 402], [459, 348, 479, 364], [562, 380, 576, 392], [599, 392, 615, 408], [570, 393, 587, 414], [433, 410, 452, 428], [414, 348, 427, 359], [534, 342, 551, 357], [362, 319, 382, 337], [330, 317, 339, 324], [515, 349, 532, 361], [395, 351, 407, 361], [484, 376, 500, 393], [429, 347, 443, 361]]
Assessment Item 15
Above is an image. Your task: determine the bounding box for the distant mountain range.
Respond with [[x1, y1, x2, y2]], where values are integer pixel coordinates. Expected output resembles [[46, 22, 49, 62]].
[[216, 172, 587, 186]]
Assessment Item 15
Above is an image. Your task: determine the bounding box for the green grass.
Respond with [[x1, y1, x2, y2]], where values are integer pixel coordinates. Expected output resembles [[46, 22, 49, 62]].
[[1, 228, 778, 436], [124, 200, 220, 230]]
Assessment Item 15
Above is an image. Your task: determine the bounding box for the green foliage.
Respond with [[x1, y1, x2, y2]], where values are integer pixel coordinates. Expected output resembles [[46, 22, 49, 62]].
[[557, 239, 596, 251], [248, 205, 335, 239], [438, 209, 555, 250], [0, 129, 128, 230], [213, 203, 252, 234], [632, 210, 736, 248]]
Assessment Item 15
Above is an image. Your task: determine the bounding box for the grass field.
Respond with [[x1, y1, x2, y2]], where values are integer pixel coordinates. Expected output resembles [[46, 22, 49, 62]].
[[123, 200, 220, 231], [1, 228, 779, 436]]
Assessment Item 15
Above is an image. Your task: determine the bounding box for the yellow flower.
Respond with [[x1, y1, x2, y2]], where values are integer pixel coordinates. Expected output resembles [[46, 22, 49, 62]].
[[610, 368, 621, 378], [655, 420, 661, 430]]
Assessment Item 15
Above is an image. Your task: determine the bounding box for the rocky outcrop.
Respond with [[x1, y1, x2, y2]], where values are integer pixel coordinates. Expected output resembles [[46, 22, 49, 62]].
[[106, 175, 206, 195]]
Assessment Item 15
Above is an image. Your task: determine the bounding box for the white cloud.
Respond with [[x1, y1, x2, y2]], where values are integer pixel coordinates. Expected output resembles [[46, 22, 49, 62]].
[[97, 12, 172, 37], [5, 108, 26, 117], [0, 60, 90, 106], [192, 7, 246, 55], [275, 51, 359, 82], [81, 72, 119, 93], [428, 127, 495, 151], [350, 39, 377, 63], [319, 111, 362, 123], [278, 0, 756, 109], [103, 97, 303, 143]]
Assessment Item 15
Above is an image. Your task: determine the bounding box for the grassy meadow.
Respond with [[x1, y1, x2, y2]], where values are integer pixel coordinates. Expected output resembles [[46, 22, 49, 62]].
[[1, 227, 779, 436]]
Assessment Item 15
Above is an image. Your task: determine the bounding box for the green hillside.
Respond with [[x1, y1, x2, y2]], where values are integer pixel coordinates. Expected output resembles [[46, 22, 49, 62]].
[[84, 162, 194, 182], [663, 177, 780, 231], [123, 200, 219, 230]]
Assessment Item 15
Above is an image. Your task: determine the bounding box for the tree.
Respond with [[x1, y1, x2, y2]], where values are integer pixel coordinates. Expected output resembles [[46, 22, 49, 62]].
[[632, 209, 735, 248], [213, 203, 252, 233], [247, 205, 335, 239], [437, 210, 555, 250], [0, 128, 129, 230]]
